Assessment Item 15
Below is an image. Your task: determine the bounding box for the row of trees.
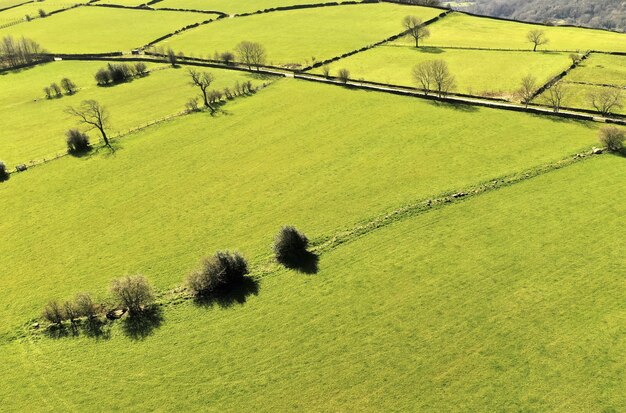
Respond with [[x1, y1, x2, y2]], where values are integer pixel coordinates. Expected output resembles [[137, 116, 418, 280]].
[[0, 35, 45, 69], [41, 226, 314, 329], [412, 60, 455, 97], [95, 62, 148, 86], [163, 41, 267, 70], [44, 78, 76, 99]]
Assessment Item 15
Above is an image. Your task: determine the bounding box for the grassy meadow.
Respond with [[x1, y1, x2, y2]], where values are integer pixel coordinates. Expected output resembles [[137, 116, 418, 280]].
[[0, 79, 600, 338], [536, 82, 626, 115], [0, 6, 213, 53], [395, 12, 626, 52], [1, 153, 624, 411], [311, 45, 571, 97], [0, 0, 86, 23], [565, 53, 626, 86], [161, 3, 443, 66], [154, 0, 346, 14], [0, 60, 264, 166], [0, 0, 28, 9]]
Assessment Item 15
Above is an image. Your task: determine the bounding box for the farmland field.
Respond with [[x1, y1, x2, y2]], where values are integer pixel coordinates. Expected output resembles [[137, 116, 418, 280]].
[[161, 3, 443, 66], [0, 6, 213, 53], [0, 0, 86, 24], [1, 154, 624, 411], [311, 45, 571, 97], [1, 0, 626, 411], [565, 53, 626, 86], [0, 0, 28, 9], [396, 12, 626, 52], [0, 60, 264, 166], [0, 79, 600, 337], [153, 0, 344, 14]]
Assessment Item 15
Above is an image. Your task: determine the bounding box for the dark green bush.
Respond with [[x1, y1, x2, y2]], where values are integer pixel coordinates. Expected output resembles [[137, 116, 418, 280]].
[[0, 161, 8, 182], [66, 129, 91, 154], [274, 226, 309, 265], [187, 251, 249, 297], [110, 274, 155, 316]]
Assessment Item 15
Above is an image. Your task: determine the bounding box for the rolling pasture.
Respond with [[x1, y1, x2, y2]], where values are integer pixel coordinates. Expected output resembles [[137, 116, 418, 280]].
[[0, 79, 598, 338], [311, 45, 571, 97], [0, 60, 263, 166], [1, 154, 624, 412], [565, 53, 626, 86], [536, 82, 626, 116], [396, 12, 626, 52], [0, 0, 86, 24], [0, 0, 28, 9], [161, 3, 442, 66], [0, 6, 212, 53], [153, 0, 342, 14]]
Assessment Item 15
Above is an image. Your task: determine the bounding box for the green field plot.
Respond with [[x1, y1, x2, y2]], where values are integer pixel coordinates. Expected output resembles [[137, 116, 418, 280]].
[[312, 45, 571, 97], [154, 0, 342, 14], [0, 1, 86, 23], [395, 12, 626, 52], [0, 79, 599, 337], [1, 154, 625, 411], [161, 3, 443, 67], [536, 83, 626, 116], [565, 53, 626, 87], [0, 6, 213, 53], [99, 0, 148, 6], [0, 0, 29, 10], [0, 60, 264, 166]]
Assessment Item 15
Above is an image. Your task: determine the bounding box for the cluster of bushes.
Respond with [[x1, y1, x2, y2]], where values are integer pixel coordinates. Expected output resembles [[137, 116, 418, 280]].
[[599, 126, 625, 153], [0, 161, 8, 182], [186, 79, 256, 113], [42, 275, 155, 328], [95, 62, 148, 86], [43, 77, 76, 99], [65, 129, 91, 154]]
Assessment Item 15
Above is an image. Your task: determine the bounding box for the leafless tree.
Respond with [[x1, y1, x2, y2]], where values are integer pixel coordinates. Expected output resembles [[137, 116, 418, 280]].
[[110, 274, 155, 316], [403, 16, 430, 48], [598, 126, 624, 152], [66, 100, 112, 148], [518, 74, 537, 107], [235, 41, 266, 69], [60, 77, 76, 95], [50, 82, 62, 97], [43, 300, 65, 325], [322, 65, 330, 78], [0, 35, 45, 68], [337, 68, 350, 83], [527, 29, 549, 52], [544, 81, 566, 112], [588, 88, 623, 116], [412, 62, 433, 95], [167, 48, 177, 66], [188, 69, 215, 112], [430, 60, 455, 98]]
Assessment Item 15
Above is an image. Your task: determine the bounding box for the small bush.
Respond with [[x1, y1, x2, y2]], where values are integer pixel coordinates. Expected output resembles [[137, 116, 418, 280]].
[[60, 77, 76, 95], [187, 251, 249, 297], [50, 82, 62, 97], [0, 161, 8, 182], [322, 65, 330, 78], [185, 97, 199, 112], [599, 126, 625, 152], [64, 300, 79, 323], [43, 300, 65, 325], [66, 129, 91, 154], [274, 226, 309, 266], [219, 51, 235, 65], [110, 274, 155, 316], [95, 68, 111, 86], [75, 292, 97, 318], [337, 68, 350, 83], [134, 62, 148, 76], [38, 8, 46, 17], [43, 86, 52, 99]]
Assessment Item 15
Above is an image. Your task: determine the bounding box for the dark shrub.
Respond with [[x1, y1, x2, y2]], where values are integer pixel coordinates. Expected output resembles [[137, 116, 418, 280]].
[[75, 292, 98, 318], [110, 274, 155, 316], [60, 77, 76, 95], [38, 8, 46, 17], [220, 51, 235, 65], [134, 62, 148, 76], [599, 126, 625, 153], [187, 251, 249, 297], [95, 68, 111, 85], [64, 300, 79, 323], [337, 68, 350, 83], [43, 86, 52, 99], [43, 300, 65, 325], [107, 63, 132, 83], [66, 129, 91, 154], [50, 82, 62, 97], [0, 161, 9, 182], [274, 226, 309, 265]]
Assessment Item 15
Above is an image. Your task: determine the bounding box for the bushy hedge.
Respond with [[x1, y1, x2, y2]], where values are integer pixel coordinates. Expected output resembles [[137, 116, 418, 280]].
[[187, 251, 249, 297]]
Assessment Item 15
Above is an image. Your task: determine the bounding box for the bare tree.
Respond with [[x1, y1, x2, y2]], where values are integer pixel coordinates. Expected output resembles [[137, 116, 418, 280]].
[[544, 82, 566, 112], [167, 48, 177, 67], [518, 74, 537, 107], [110, 274, 155, 316], [403, 16, 430, 48], [430, 60, 455, 98], [235, 41, 266, 69], [569, 53, 582, 65], [527, 29, 549, 52], [60, 77, 76, 95], [66, 100, 112, 148], [588, 88, 623, 116], [337, 68, 350, 83], [412, 62, 433, 95], [50, 82, 62, 98], [598, 126, 625, 152], [188, 69, 215, 112]]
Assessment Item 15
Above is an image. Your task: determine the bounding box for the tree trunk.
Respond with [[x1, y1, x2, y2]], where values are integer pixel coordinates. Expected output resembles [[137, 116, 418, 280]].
[[415, 37, 419, 48], [99, 127, 110, 147], [533, 43, 537, 52], [201, 89, 209, 108]]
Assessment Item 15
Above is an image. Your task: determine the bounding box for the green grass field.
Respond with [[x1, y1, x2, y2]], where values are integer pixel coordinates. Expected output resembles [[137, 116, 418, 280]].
[[161, 3, 443, 66], [0, 79, 600, 338], [1, 153, 624, 411], [0, 60, 263, 166], [395, 12, 626, 52], [565, 53, 626, 86], [0, 0, 28, 10], [311, 45, 571, 97], [0, 1, 85, 23], [154, 0, 344, 14], [0, 6, 212, 53], [536, 82, 626, 115]]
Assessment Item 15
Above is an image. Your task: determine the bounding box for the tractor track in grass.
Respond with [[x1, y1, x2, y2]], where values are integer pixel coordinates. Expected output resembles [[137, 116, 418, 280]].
[[12, 147, 608, 342]]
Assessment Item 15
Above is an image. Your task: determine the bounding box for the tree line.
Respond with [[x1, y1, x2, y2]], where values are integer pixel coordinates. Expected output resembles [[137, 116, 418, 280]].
[[0, 35, 46, 69]]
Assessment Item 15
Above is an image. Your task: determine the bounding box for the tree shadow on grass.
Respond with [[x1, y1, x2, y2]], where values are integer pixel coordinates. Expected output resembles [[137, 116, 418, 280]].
[[429, 100, 478, 113], [194, 276, 260, 309], [418, 47, 445, 54], [121, 305, 164, 341], [278, 251, 319, 275], [82, 318, 112, 340]]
